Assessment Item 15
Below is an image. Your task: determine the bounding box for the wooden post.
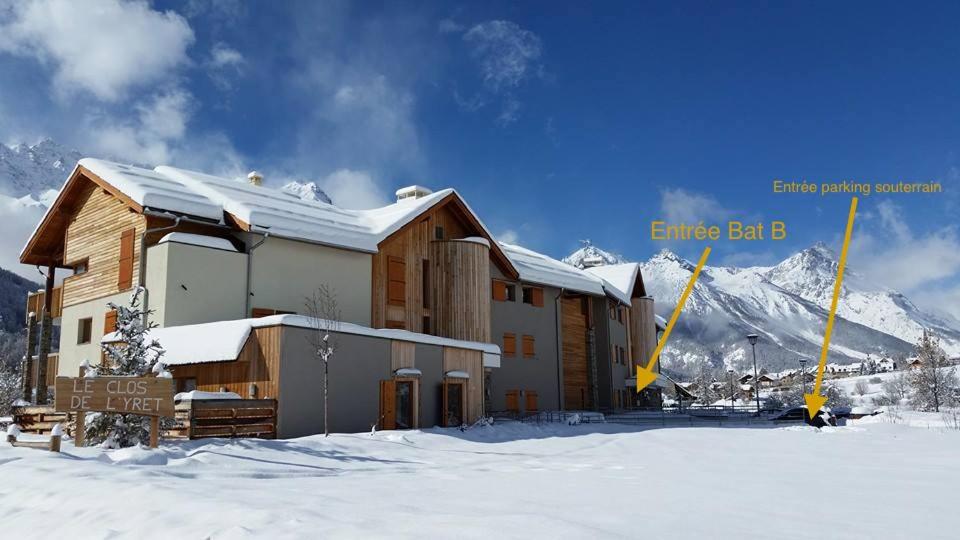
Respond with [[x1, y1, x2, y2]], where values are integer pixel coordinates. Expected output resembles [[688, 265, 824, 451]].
[[149, 416, 159, 448], [74, 411, 85, 447], [49, 424, 62, 452], [36, 265, 56, 404], [21, 313, 37, 402]]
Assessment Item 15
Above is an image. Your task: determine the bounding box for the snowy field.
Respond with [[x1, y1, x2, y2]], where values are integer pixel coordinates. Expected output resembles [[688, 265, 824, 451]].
[[1, 416, 958, 539]]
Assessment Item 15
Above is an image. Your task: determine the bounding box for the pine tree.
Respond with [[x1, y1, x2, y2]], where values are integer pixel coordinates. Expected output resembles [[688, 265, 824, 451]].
[[84, 287, 168, 448]]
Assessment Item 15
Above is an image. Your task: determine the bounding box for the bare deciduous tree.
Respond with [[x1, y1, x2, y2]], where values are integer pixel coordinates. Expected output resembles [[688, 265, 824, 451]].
[[908, 330, 958, 413], [853, 380, 870, 396], [305, 285, 341, 437]]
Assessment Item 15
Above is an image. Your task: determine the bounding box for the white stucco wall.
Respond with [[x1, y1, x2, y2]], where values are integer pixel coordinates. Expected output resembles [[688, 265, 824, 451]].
[[249, 237, 373, 326], [145, 241, 248, 327], [57, 290, 131, 377]]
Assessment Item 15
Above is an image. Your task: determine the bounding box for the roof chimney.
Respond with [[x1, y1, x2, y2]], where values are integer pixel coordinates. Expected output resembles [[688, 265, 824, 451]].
[[247, 171, 263, 186], [395, 185, 433, 203]]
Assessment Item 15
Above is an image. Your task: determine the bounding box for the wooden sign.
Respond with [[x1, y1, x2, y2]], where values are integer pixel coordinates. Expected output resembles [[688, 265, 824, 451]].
[[55, 376, 175, 417]]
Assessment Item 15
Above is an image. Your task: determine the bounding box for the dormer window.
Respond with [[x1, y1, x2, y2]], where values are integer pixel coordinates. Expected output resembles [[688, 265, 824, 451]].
[[73, 260, 88, 276]]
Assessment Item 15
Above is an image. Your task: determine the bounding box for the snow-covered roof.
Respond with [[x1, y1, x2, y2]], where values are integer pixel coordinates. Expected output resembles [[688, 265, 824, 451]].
[[159, 232, 237, 252], [38, 159, 500, 259], [498, 242, 606, 296], [584, 263, 642, 302], [103, 314, 501, 366]]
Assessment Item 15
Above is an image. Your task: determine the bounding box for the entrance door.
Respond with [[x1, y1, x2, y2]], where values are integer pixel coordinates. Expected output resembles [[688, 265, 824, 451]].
[[442, 381, 465, 427], [379, 379, 396, 430], [395, 380, 414, 429]]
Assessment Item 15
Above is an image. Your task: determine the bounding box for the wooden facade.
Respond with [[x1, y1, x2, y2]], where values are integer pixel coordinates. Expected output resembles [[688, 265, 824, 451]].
[[442, 346, 484, 423], [430, 240, 492, 342], [561, 295, 592, 410], [371, 196, 515, 337], [171, 326, 283, 399], [61, 183, 146, 308]]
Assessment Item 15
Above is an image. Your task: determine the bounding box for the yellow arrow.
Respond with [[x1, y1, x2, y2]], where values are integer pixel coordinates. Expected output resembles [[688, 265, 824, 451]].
[[804, 197, 858, 419], [636, 246, 711, 392]]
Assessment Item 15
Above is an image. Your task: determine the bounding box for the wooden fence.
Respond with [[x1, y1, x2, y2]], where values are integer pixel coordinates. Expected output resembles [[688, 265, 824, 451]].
[[12, 406, 74, 436], [174, 399, 277, 440]]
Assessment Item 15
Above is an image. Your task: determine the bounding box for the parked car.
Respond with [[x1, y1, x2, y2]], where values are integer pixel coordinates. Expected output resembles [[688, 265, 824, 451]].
[[770, 406, 837, 427]]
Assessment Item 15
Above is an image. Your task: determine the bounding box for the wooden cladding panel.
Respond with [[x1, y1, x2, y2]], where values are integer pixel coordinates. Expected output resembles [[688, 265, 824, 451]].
[[391, 341, 416, 371], [103, 310, 117, 334], [492, 280, 508, 301], [522, 335, 536, 358], [371, 203, 474, 333], [62, 184, 146, 308], [442, 347, 483, 423], [631, 297, 657, 372], [171, 326, 282, 400], [27, 286, 63, 318], [561, 295, 590, 410], [430, 240, 492, 343], [503, 333, 516, 356]]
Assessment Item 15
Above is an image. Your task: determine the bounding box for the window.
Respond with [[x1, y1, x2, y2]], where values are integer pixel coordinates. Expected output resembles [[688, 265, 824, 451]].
[[422, 259, 430, 308], [72, 260, 88, 276], [522, 335, 535, 358], [387, 256, 406, 306], [522, 286, 544, 307], [77, 317, 92, 345], [617, 306, 624, 324], [435, 225, 445, 240], [610, 304, 617, 320], [117, 228, 135, 290], [506, 284, 516, 301], [422, 316, 431, 334], [503, 333, 516, 356]]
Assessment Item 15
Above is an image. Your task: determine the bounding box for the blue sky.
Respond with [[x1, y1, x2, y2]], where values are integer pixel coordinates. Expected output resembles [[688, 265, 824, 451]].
[[1, 1, 959, 316]]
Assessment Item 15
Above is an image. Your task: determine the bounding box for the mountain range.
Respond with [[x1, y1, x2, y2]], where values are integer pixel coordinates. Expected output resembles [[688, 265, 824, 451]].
[[570, 243, 960, 374]]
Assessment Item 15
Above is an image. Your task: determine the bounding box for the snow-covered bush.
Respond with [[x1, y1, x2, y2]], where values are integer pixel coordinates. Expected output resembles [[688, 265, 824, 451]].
[[84, 288, 167, 448], [876, 372, 910, 406]]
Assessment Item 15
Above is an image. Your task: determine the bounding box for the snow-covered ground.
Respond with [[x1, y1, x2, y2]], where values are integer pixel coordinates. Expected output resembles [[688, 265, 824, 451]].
[[1, 417, 958, 539]]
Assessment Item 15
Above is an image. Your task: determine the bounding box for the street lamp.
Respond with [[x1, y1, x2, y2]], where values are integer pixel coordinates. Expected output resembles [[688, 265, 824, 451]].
[[799, 359, 808, 397], [747, 334, 761, 414], [727, 369, 735, 411]]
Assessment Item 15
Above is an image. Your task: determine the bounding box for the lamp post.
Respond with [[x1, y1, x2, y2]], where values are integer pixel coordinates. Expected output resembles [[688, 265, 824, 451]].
[[747, 334, 761, 414], [799, 359, 808, 397], [727, 369, 735, 411]]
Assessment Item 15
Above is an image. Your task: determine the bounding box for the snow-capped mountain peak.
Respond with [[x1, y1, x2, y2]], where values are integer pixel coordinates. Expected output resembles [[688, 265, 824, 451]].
[[281, 180, 333, 205], [563, 240, 626, 269], [0, 138, 82, 198]]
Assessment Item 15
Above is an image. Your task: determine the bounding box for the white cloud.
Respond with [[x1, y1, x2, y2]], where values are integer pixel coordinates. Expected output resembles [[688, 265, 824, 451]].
[[659, 188, 733, 225], [0, 195, 46, 280], [438, 19, 464, 34], [849, 200, 960, 319], [464, 21, 542, 93], [0, 0, 194, 101], [209, 42, 244, 69], [450, 20, 543, 125], [317, 169, 390, 210], [86, 89, 193, 165], [498, 229, 519, 244]]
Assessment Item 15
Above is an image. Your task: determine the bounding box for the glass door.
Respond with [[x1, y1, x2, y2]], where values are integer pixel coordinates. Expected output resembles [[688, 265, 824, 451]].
[[443, 381, 465, 427]]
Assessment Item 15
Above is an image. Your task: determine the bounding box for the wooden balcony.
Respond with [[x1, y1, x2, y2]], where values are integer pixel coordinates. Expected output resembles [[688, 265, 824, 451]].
[[25, 285, 62, 319]]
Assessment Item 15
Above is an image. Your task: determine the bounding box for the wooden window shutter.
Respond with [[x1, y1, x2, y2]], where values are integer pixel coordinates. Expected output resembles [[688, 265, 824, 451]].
[[531, 287, 544, 307], [251, 308, 275, 318], [525, 390, 538, 412], [117, 228, 135, 290], [492, 280, 507, 301], [506, 390, 519, 412], [503, 333, 516, 356], [522, 335, 535, 358], [379, 379, 396, 430], [387, 256, 406, 306], [104, 310, 118, 335]]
